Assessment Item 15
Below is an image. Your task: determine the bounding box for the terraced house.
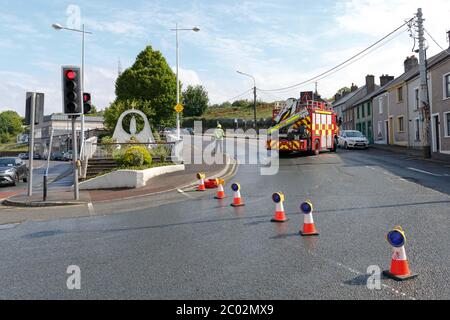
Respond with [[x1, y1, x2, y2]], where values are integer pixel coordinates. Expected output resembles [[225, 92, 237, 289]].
[[349, 75, 380, 143], [369, 31, 450, 160], [427, 38, 450, 159]]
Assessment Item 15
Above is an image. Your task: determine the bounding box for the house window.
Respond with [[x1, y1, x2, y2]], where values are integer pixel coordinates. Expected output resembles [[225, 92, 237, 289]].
[[446, 112, 450, 137], [378, 98, 383, 114], [414, 88, 419, 110], [444, 74, 450, 99], [397, 86, 403, 102], [362, 104, 365, 118], [367, 102, 371, 116], [415, 118, 421, 141], [378, 121, 382, 137], [398, 116, 404, 132], [357, 107, 360, 119]]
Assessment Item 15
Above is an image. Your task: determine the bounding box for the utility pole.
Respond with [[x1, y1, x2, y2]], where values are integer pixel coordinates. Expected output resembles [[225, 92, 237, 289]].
[[253, 86, 257, 131], [416, 8, 432, 158]]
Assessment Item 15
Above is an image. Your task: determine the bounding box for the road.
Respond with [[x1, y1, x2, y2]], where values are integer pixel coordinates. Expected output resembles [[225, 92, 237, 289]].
[[0, 160, 72, 200], [0, 138, 449, 299]]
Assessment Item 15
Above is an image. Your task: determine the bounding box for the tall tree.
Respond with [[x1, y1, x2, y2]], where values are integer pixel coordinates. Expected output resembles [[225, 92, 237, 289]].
[[105, 45, 177, 131], [182, 85, 209, 117], [0, 110, 23, 143]]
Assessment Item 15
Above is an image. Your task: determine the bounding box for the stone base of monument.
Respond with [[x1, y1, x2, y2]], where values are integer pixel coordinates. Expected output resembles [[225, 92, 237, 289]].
[[79, 164, 185, 190]]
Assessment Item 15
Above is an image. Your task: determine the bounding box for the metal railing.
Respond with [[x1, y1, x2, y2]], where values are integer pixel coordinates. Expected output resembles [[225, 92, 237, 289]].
[[88, 141, 176, 160]]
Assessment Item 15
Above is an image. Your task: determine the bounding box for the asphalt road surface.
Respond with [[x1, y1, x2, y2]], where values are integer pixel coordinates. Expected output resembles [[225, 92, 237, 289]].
[[0, 138, 449, 299], [0, 160, 72, 200]]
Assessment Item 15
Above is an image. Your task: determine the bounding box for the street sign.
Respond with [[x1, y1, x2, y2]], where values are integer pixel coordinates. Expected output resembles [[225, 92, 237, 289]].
[[175, 103, 184, 113], [25, 92, 44, 125]]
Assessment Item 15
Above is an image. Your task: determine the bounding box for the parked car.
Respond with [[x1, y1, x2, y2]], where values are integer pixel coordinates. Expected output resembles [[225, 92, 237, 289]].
[[337, 130, 369, 149], [51, 151, 65, 161], [0, 157, 28, 186], [33, 153, 43, 160], [18, 153, 28, 160], [63, 150, 73, 161]]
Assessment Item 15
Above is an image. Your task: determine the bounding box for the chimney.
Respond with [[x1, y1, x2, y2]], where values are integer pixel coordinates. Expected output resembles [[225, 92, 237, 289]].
[[380, 74, 394, 86], [404, 55, 418, 73], [350, 83, 358, 92], [365, 75, 375, 94], [334, 93, 341, 101], [447, 30, 450, 48]]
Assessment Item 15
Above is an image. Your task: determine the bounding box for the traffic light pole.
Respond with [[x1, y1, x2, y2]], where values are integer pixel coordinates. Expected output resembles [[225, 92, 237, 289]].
[[72, 116, 79, 200], [80, 24, 85, 159], [27, 93, 36, 197]]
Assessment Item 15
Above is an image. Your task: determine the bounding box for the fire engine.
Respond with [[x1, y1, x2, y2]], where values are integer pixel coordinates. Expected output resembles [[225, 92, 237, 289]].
[[266, 91, 339, 155]]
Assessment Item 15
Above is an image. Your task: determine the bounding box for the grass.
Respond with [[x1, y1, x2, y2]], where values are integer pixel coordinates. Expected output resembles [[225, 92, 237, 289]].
[[0, 142, 28, 152], [202, 104, 274, 120]]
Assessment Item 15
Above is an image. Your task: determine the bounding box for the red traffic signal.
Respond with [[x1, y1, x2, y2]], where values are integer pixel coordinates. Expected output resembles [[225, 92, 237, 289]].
[[83, 92, 92, 114], [62, 66, 82, 115], [83, 93, 91, 103], [65, 70, 77, 80]]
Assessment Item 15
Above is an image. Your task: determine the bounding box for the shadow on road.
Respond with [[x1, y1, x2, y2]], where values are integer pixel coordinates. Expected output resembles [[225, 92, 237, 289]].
[[316, 200, 450, 214]]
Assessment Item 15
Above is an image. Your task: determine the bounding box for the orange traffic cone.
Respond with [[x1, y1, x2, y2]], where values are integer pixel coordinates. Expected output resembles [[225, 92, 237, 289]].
[[299, 200, 319, 236], [197, 173, 206, 191], [215, 180, 227, 199], [383, 226, 417, 281], [271, 192, 288, 222], [230, 183, 245, 207]]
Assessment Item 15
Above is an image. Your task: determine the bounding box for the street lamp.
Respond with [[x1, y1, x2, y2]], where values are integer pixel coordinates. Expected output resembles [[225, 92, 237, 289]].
[[236, 70, 257, 130], [52, 22, 92, 158], [171, 25, 200, 140]]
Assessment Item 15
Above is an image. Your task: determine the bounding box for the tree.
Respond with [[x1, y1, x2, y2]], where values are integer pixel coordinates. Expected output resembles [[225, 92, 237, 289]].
[[0, 110, 23, 143], [231, 99, 252, 108], [182, 85, 209, 117], [105, 45, 177, 131]]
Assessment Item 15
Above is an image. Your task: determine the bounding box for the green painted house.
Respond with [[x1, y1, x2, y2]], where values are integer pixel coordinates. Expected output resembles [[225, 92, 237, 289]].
[[353, 100, 374, 143]]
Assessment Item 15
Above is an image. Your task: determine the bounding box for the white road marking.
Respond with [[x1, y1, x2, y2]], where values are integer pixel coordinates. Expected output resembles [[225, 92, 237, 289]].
[[87, 202, 95, 216], [0, 223, 20, 230], [311, 252, 415, 300], [407, 167, 442, 177], [177, 189, 195, 199]]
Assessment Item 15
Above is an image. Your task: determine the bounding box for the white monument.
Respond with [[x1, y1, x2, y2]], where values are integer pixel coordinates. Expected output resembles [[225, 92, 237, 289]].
[[112, 109, 155, 143]]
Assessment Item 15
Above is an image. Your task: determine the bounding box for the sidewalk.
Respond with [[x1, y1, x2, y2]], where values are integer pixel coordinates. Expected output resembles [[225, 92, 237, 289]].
[[2, 155, 236, 207], [370, 143, 450, 163]]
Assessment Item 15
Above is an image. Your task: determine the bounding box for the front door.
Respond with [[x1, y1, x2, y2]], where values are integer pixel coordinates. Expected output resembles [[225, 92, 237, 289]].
[[388, 117, 394, 145], [433, 114, 440, 152]]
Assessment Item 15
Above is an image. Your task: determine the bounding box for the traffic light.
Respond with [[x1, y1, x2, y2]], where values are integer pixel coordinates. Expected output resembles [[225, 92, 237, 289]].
[[83, 92, 92, 114], [62, 66, 82, 115]]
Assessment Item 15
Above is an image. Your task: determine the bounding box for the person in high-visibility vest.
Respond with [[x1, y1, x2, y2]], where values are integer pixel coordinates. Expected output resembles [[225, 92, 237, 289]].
[[213, 123, 225, 155]]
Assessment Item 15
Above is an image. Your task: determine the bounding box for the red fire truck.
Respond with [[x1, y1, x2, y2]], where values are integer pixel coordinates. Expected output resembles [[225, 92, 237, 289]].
[[266, 91, 339, 155]]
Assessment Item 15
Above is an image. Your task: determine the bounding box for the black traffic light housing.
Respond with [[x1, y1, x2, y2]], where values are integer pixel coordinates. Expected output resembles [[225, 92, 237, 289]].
[[83, 92, 92, 114], [62, 66, 82, 115]]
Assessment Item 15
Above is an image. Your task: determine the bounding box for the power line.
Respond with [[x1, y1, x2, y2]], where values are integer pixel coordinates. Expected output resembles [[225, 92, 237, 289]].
[[224, 88, 253, 102], [258, 17, 414, 92], [424, 28, 450, 55], [256, 27, 408, 96]]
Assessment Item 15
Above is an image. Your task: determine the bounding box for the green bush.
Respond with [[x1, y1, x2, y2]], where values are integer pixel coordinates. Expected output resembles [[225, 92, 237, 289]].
[[116, 145, 152, 167], [150, 145, 171, 162]]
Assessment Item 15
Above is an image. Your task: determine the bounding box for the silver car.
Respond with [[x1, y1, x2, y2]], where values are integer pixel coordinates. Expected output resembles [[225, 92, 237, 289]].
[[338, 130, 369, 149], [0, 157, 28, 186]]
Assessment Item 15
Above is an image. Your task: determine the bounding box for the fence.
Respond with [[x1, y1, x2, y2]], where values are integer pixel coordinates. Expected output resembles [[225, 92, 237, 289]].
[[87, 141, 176, 161]]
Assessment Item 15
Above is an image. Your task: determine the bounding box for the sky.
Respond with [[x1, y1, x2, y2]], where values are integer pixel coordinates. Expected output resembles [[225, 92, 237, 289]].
[[1, 0, 450, 116]]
